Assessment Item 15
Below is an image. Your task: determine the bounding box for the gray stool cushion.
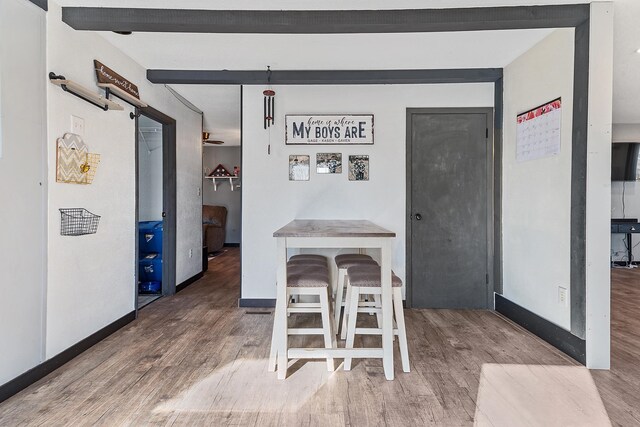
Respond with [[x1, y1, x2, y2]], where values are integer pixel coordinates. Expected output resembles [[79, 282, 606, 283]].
[[334, 253, 374, 265], [289, 254, 328, 262], [287, 264, 330, 288], [346, 265, 402, 288], [336, 258, 378, 269], [288, 258, 328, 268]]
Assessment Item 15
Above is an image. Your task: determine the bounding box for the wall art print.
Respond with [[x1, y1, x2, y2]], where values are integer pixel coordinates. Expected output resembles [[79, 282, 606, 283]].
[[348, 155, 369, 181], [289, 155, 310, 181], [316, 153, 342, 174]]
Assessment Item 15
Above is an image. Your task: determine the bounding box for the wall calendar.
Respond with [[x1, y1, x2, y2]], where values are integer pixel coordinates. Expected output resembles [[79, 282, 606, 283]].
[[516, 98, 562, 162]]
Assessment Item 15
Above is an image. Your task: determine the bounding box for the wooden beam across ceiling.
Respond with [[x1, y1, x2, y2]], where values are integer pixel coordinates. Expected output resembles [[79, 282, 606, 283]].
[[146, 68, 504, 85], [61, 4, 589, 34]]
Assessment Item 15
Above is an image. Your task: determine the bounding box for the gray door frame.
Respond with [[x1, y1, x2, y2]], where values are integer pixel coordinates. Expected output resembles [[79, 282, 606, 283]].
[[135, 106, 177, 314], [406, 107, 495, 309]]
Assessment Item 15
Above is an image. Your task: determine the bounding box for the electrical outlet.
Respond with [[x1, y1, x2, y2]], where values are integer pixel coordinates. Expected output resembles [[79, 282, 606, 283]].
[[197, 187, 201, 197], [189, 249, 193, 258], [558, 287, 568, 307], [71, 115, 85, 136]]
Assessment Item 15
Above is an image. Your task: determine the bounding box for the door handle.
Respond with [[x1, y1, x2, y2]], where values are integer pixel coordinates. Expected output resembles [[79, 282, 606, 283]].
[[162, 211, 166, 218], [415, 213, 422, 221]]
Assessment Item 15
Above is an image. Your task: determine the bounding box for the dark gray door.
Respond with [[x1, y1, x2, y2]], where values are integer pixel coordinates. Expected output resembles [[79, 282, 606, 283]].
[[407, 109, 492, 309]]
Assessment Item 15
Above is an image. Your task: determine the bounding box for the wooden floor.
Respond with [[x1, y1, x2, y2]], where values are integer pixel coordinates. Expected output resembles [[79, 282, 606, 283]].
[[0, 249, 638, 426]]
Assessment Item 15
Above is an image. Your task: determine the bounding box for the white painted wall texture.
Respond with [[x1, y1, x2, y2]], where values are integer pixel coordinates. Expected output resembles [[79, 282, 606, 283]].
[[241, 84, 494, 300], [45, 1, 202, 358], [502, 29, 575, 331], [0, 0, 47, 386], [585, 2, 613, 369]]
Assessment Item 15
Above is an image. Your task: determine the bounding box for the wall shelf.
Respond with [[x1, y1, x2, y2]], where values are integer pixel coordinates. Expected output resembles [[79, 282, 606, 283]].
[[49, 73, 123, 111], [98, 83, 148, 108], [205, 176, 239, 191]]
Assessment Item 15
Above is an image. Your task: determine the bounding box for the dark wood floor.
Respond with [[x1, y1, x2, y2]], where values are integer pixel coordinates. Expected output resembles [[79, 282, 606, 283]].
[[591, 267, 640, 426], [0, 249, 637, 426]]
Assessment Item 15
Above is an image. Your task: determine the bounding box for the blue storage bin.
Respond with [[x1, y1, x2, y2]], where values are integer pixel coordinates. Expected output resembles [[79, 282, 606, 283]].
[[139, 221, 163, 254], [139, 281, 162, 294], [139, 253, 162, 282]]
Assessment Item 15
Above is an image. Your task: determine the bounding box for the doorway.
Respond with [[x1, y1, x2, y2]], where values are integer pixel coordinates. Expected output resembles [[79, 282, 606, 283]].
[[406, 108, 494, 309], [136, 107, 177, 311]]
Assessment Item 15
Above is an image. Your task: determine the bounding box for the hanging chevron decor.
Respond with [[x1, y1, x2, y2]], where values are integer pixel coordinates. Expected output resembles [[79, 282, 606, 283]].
[[56, 133, 101, 184]]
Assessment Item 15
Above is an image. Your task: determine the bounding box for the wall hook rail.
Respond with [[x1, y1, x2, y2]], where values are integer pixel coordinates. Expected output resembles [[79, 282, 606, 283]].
[[49, 72, 123, 111]]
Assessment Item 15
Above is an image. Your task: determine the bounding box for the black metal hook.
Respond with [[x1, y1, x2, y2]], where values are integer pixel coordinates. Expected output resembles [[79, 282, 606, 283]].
[[130, 109, 141, 120]]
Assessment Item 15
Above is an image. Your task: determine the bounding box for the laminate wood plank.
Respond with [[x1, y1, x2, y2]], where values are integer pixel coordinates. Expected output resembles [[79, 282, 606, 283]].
[[1, 249, 639, 426]]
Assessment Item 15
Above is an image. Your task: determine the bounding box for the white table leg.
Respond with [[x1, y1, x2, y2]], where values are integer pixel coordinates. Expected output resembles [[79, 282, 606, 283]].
[[276, 237, 288, 379], [381, 240, 394, 380]]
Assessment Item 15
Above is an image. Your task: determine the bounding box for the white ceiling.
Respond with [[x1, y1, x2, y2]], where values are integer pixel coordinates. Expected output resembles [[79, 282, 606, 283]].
[[98, 30, 554, 71], [55, 0, 640, 127], [171, 85, 241, 146]]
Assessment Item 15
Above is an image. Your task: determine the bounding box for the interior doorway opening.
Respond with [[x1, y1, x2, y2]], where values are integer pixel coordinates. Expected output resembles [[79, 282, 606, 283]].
[[135, 107, 177, 311], [137, 115, 164, 308], [165, 84, 243, 298]]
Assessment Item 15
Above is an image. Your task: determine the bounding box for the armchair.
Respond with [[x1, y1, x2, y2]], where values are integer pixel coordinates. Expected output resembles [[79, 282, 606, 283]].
[[203, 205, 227, 253]]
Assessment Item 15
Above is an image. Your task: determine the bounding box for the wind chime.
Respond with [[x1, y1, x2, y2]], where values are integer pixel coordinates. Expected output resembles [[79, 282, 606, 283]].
[[263, 66, 275, 129]]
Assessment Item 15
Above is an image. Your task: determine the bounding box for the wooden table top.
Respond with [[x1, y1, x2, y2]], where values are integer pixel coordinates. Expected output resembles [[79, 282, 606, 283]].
[[273, 219, 396, 238]]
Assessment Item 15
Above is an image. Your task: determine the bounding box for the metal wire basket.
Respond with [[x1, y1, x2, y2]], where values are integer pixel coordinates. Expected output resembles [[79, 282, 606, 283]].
[[59, 208, 101, 236]]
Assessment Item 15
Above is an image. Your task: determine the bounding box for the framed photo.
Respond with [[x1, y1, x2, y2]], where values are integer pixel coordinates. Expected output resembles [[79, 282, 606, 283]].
[[289, 155, 310, 181], [316, 153, 342, 174], [348, 155, 369, 181], [285, 115, 374, 145]]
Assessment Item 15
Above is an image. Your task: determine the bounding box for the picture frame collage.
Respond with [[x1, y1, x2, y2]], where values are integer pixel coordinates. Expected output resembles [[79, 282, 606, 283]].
[[287, 114, 372, 182], [289, 153, 369, 182]]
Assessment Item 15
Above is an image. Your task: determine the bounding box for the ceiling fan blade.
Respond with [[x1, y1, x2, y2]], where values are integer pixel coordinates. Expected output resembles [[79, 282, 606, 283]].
[[203, 140, 225, 145]]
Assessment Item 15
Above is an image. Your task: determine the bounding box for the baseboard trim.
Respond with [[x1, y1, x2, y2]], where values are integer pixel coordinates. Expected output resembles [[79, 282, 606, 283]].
[[224, 243, 240, 247], [176, 271, 204, 293], [239, 298, 276, 308], [495, 294, 586, 364], [0, 310, 135, 404]]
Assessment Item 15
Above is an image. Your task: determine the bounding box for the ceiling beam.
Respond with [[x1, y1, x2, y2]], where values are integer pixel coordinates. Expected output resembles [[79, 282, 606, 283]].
[[28, 0, 47, 11], [62, 5, 589, 34], [146, 69, 503, 85]]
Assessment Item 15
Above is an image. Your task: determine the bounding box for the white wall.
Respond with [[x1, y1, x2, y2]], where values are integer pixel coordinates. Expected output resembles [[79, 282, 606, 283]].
[[203, 146, 241, 244], [0, 0, 47, 385], [242, 84, 494, 300], [45, 0, 202, 358], [585, 2, 613, 369], [502, 29, 575, 330]]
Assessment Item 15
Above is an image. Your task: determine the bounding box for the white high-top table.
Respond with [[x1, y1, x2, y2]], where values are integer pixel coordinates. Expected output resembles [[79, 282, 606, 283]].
[[270, 219, 397, 380]]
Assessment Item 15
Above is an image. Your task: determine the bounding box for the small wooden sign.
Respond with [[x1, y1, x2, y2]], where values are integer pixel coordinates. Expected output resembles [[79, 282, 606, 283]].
[[94, 60, 140, 99]]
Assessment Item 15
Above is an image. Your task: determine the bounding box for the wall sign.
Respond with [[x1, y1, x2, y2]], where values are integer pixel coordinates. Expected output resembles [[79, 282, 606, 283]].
[[285, 114, 374, 145], [94, 60, 140, 99]]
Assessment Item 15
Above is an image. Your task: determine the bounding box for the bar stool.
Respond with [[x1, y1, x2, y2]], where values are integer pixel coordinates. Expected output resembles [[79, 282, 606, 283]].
[[343, 264, 409, 372], [334, 254, 378, 336], [287, 256, 328, 306], [268, 259, 336, 373]]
